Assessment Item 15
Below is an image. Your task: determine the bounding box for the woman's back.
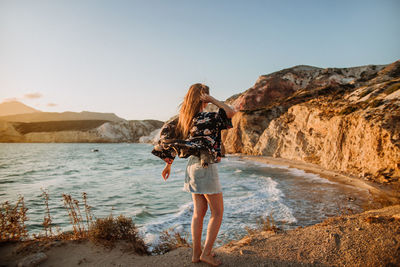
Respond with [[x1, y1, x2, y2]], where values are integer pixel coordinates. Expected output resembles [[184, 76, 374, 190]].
[[188, 108, 232, 159]]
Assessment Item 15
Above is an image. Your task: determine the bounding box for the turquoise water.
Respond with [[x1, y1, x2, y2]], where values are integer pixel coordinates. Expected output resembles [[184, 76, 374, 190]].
[[0, 143, 371, 245]]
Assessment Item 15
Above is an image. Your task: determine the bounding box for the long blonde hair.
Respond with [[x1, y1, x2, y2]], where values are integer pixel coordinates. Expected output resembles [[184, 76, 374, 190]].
[[176, 83, 209, 139]]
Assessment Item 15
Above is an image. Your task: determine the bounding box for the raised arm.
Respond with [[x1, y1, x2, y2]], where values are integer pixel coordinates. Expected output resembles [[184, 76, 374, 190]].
[[200, 93, 236, 118]]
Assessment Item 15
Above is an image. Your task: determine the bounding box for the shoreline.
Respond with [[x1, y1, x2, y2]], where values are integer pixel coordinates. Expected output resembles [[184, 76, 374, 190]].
[[1, 155, 400, 266], [240, 155, 400, 207], [2, 206, 399, 266]]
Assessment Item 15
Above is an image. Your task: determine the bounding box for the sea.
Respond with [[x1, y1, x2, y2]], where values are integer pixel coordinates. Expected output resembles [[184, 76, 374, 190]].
[[0, 143, 371, 246]]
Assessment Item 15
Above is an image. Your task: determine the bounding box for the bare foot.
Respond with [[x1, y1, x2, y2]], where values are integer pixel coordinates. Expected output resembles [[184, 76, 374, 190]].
[[200, 253, 221, 266], [192, 251, 216, 263], [192, 252, 201, 263]]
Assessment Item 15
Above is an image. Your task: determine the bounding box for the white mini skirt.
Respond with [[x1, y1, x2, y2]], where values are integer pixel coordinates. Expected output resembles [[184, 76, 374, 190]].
[[183, 156, 222, 194]]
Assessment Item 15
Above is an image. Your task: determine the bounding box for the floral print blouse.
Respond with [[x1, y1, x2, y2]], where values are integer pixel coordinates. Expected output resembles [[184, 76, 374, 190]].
[[152, 108, 232, 164]]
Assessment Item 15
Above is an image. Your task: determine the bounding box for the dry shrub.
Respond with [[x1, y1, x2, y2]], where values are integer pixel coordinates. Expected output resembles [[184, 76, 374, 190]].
[[88, 214, 149, 255], [29, 192, 92, 242], [1, 191, 151, 257], [82, 192, 94, 231], [62, 194, 86, 238], [0, 196, 28, 242], [258, 215, 281, 233], [41, 189, 53, 237], [244, 226, 258, 236], [245, 214, 281, 236], [152, 228, 190, 255], [1, 191, 193, 257]]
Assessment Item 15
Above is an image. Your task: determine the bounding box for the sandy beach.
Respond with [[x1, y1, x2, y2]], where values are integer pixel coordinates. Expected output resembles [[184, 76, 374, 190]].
[[1, 156, 400, 267], [242, 155, 400, 207], [1, 206, 399, 266]]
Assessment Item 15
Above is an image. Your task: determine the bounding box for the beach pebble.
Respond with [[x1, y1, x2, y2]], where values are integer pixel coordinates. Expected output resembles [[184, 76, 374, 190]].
[[17, 252, 48, 267], [240, 249, 256, 255]]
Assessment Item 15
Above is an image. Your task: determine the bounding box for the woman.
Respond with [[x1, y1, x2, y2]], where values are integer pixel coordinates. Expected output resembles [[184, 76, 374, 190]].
[[152, 83, 236, 266]]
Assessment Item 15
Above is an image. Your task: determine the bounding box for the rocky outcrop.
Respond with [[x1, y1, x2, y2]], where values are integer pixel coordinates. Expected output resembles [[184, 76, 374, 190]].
[[254, 103, 400, 183], [0, 120, 163, 143], [222, 107, 285, 154], [129, 120, 164, 142], [139, 128, 161, 144], [228, 64, 386, 111], [223, 60, 400, 185], [0, 120, 23, 142]]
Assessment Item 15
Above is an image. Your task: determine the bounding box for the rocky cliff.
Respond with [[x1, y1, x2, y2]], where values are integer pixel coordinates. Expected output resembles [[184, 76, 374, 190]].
[[0, 119, 163, 143], [223, 60, 400, 185]]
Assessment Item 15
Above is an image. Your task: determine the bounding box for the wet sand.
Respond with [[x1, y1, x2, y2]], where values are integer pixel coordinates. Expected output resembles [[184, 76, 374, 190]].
[[242, 155, 400, 207]]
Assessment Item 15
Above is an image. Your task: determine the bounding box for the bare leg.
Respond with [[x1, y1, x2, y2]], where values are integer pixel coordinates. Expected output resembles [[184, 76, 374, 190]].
[[200, 193, 223, 266], [191, 193, 208, 263]]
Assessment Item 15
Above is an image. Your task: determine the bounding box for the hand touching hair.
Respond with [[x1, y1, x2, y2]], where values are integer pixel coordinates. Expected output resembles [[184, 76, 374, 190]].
[[176, 83, 209, 139]]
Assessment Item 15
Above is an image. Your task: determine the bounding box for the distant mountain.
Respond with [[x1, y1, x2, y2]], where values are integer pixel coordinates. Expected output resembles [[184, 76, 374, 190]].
[[0, 100, 164, 143], [0, 111, 125, 122], [0, 101, 41, 116], [0, 119, 164, 143]]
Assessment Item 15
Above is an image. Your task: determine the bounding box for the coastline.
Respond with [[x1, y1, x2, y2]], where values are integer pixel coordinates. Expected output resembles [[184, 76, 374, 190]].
[[240, 155, 400, 207], [1, 155, 400, 266], [2, 205, 399, 266]]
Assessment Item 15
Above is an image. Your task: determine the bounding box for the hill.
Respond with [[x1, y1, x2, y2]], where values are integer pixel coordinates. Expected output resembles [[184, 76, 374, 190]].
[[0, 110, 125, 122], [0, 119, 163, 143], [0, 101, 41, 116]]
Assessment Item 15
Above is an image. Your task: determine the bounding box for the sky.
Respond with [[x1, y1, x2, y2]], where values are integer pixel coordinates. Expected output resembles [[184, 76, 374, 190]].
[[0, 0, 399, 121]]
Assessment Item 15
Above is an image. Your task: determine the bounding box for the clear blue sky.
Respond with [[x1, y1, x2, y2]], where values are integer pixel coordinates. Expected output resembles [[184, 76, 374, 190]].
[[0, 0, 399, 121]]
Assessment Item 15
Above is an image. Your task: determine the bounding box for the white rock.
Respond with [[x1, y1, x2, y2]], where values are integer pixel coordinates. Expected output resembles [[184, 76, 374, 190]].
[[139, 128, 161, 144]]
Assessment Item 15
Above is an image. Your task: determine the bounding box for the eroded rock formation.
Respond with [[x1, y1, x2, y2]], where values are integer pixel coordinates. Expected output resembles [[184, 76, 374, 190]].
[[223, 60, 400, 185]]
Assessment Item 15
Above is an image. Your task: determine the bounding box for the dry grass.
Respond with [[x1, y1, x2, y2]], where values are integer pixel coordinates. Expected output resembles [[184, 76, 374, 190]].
[[0, 191, 206, 256], [152, 228, 190, 255], [0, 196, 28, 242], [0, 191, 150, 255], [88, 214, 149, 255], [41, 189, 53, 237], [245, 214, 281, 236], [62, 193, 89, 238]]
